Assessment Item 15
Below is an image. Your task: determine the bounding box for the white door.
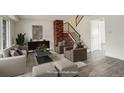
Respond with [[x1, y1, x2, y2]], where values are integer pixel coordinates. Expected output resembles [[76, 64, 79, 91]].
[[91, 18, 105, 52]]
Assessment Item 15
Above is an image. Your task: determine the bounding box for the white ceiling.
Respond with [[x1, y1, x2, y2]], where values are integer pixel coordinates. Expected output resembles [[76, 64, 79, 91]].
[[18, 15, 74, 21]]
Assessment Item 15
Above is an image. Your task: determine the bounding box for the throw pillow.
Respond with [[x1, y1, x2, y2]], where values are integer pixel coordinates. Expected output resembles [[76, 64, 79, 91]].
[[0, 54, 3, 58], [62, 40, 66, 46], [10, 50, 20, 57], [10, 47, 18, 50], [16, 49, 23, 55], [73, 43, 77, 50], [3, 49, 11, 57], [58, 42, 63, 46], [77, 42, 83, 48]]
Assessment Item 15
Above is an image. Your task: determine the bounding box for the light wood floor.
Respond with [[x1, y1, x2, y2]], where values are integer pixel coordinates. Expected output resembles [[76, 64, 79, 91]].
[[22, 50, 124, 77], [79, 51, 124, 77]]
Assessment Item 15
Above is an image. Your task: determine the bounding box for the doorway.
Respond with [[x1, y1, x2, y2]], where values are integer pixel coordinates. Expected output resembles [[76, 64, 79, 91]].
[[90, 18, 106, 52]]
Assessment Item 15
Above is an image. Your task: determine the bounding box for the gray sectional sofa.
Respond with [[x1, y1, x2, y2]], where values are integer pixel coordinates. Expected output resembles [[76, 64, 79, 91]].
[[32, 61, 87, 77], [0, 46, 87, 77], [0, 47, 27, 77]]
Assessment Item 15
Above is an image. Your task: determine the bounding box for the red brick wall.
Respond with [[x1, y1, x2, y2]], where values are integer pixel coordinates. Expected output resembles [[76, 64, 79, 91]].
[[54, 20, 63, 46], [63, 33, 74, 46], [54, 20, 74, 47]]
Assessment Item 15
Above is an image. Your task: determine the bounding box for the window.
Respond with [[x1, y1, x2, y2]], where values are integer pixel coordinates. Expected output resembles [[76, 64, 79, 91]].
[[0, 16, 10, 50], [3, 20, 7, 49]]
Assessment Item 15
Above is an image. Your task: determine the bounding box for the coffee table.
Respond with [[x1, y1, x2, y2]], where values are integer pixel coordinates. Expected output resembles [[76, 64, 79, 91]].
[[36, 51, 53, 64]]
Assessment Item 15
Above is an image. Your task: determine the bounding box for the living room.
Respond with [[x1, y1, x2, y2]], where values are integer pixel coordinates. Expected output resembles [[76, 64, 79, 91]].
[[0, 15, 88, 77], [1, 0, 124, 93], [1, 15, 124, 77]]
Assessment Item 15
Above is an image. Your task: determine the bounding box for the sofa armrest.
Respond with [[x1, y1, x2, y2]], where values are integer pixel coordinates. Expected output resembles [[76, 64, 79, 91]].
[[21, 50, 27, 57], [0, 55, 26, 76], [72, 48, 87, 62], [64, 46, 73, 52], [0, 55, 26, 62], [32, 63, 58, 77]]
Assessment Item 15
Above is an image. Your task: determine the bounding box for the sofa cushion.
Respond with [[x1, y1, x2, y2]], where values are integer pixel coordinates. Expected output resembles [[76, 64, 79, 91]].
[[3, 48, 11, 57], [32, 63, 58, 77], [74, 62, 87, 71], [21, 50, 27, 56], [54, 61, 79, 77], [16, 49, 23, 55]]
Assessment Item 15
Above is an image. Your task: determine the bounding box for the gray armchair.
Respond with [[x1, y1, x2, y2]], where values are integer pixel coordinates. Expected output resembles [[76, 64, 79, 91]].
[[64, 47, 87, 62], [55, 45, 64, 54]]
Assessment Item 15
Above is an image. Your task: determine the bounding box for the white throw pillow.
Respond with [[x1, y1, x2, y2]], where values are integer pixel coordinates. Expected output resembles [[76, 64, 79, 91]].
[[3, 49, 10, 57], [58, 42, 63, 46], [73, 43, 77, 50]]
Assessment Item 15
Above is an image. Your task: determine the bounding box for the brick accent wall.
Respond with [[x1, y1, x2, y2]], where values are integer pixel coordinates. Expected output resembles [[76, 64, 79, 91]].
[[63, 33, 74, 46], [54, 20, 63, 46], [54, 20, 74, 48]]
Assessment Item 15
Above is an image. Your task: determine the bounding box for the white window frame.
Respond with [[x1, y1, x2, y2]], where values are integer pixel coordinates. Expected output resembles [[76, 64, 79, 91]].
[[0, 17, 3, 50], [0, 16, 11, 50]]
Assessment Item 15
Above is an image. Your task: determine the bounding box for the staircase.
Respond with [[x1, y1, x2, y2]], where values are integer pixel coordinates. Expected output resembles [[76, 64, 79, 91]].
[[63, 33, 74, 46], [64, 22, 81, 46], [53, 16, 84, 47], [63, 15, 85, 47]]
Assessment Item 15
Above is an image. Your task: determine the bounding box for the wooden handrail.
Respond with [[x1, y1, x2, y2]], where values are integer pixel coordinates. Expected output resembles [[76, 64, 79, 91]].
[[75, 15, 84, 26], [64, 22, 80, 42], [64, 22, 80, 37], [68, 22, 80, 37]]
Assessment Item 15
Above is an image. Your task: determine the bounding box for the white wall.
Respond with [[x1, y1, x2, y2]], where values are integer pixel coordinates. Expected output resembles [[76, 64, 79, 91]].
[[105, 16, 124, 60], [99, 20, 106, 44], [65, 15, 124, 60], [15, 19, 54, 49], [7, 15, 19, 22], [64, 15, 104, 52], [14, 15, 124, 60]]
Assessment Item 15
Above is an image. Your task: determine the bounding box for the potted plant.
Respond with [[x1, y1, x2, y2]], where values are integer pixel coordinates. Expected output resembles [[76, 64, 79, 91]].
[[37, 44, 49, 52], [16, 33, 26, 50], [77, 42, 84, 48], [16, 33, 26, 46]]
